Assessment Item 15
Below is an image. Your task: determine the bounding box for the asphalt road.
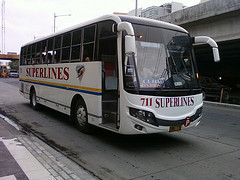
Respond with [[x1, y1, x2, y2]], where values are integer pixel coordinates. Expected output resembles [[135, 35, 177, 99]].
[[0, 78, 240, 180]]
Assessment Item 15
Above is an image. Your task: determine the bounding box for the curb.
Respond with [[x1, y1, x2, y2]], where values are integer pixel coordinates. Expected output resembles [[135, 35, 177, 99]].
[[0, 113, 97, 180], [204, 101, 240, 110]]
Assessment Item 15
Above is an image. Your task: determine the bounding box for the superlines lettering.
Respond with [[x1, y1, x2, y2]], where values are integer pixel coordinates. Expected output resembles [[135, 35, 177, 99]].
[[140, 97, 194, 108], [26, 67, 69, 80]]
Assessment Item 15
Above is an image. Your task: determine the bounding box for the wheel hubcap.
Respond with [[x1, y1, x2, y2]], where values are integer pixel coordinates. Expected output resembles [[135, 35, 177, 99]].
[[32, 92, 36, 106], [76, 105, 86, 126]]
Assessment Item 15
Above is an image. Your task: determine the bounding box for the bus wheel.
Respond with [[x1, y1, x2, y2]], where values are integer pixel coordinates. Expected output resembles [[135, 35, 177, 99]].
[[202, 91, 206, 100], [30, 88, 39, 110], [74, 99, 91, 133]]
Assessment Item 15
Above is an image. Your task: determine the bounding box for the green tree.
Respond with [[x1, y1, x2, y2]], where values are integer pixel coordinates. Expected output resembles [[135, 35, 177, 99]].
[[9, 60, 19, 70]]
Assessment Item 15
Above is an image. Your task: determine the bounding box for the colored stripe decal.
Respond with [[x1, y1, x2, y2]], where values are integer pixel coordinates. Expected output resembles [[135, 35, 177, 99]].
[[88, 113, 102, 119], [38, 96, 70, 109], [20, 91, 102, 119], [19, 78, 102, 96]]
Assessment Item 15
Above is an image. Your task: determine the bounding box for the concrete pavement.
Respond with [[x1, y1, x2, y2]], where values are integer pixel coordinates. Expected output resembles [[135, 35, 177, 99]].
[[1, 78, 240, 179], [0, 107, 97, 180]]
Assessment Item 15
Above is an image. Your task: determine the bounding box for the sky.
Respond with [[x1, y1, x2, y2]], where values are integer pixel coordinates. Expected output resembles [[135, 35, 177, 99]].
[[1, 0, 201, 54]]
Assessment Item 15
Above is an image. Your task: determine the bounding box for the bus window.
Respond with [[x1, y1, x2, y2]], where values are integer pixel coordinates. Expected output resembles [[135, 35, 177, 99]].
[[98, 21, 116, 38], [31, 44, 36, 65], [54, 36, 62, 49], [61, 33, 71, 63], [98, 21, 117, 60], [83, 44, 94, 62], [72, 29, 81, 45], [84, 26, 95, 42], [20, 46, 27, 65], [62, 47, 70, 62], [53, 50, 61, 63], [83, 25, 96, 61], [26, 45, 32, 65], [71, 45, 81, 61], [53, 36, 62, 63], [47, 38, 53, 51], [47, 38, 54, 64], [35, 42, 41, 64], [71, 29, 81, 61], [41, 40, 47, 64]]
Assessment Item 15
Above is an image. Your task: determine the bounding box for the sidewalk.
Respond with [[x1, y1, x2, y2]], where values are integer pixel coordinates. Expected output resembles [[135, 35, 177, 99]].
[[0, 114, 97, 180]]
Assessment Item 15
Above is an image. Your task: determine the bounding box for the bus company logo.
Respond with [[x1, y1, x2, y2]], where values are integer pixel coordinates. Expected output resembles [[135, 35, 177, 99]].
[[25, 67, 69, 80], [76, 65, 85, 81], [140, 96, 194, 108]]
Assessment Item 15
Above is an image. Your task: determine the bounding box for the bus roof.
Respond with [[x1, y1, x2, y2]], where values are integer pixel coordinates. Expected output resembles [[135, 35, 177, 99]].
[[22, 14, 188, 47], [119, 15, 188, 33]]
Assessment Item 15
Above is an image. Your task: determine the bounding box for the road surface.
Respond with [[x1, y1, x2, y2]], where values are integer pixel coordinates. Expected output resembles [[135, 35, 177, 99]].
[[0, 78, 239, 179]]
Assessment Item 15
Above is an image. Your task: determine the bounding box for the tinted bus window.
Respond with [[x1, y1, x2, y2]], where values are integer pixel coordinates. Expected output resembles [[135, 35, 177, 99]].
[[46, 38, 54, 64], [72, 29, 81, 45], [41, 40, 47, 64], [97, 21, 117, 61], [20, 47, 27, 65], [26, 45, 32, 65], [54, 36, 62, 49], [63, 33, 71, 47], [84, 26, 95, 43], [47, 38, 53, 51], [83, 25, 96, 61], [71, 29, 81, 61], [31, 44, 36, 64], [99, 21, 116, 38], [61, 33, 71, 62], [36, 42, 41, 64]]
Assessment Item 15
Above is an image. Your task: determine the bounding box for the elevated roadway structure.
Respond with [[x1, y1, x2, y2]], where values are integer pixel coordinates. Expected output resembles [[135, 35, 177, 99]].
[[158, 0, 240, 98]]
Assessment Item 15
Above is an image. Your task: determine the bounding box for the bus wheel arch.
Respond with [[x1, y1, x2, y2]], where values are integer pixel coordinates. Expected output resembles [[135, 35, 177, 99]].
[[30, 86, 39, 110], [71, 95, 91, 133]]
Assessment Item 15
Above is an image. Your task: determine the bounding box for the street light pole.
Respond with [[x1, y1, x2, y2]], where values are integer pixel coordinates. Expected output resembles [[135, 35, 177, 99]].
[[53, 13, 71, 33], [135, 0, 138, 16], [54, 13, 56, 33]]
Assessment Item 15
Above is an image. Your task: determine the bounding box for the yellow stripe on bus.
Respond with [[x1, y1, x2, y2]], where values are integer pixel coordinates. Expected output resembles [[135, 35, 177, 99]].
[[19, 78, 101, 93]]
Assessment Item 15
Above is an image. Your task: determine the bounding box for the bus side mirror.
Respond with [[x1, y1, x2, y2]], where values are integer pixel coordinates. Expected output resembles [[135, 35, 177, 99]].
[[193, 36, 220, 62], [125, 35, 136, 54], [113, 22, 136, 54]]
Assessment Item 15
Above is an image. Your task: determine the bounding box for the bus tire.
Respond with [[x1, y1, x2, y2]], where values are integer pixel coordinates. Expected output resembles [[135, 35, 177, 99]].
[[202, 91, 206, 100], [74, 99, 91, 134], [30, 88, 39, 110]]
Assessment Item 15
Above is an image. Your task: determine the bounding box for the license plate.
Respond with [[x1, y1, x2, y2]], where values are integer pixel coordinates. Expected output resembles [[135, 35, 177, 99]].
[[169, 126, 182, 132]]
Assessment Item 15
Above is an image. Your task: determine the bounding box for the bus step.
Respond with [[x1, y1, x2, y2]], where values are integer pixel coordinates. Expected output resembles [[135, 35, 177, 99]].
[[100, 123, 117, 130], [102, 100, 118, 103], [103, 112, 117, 123]]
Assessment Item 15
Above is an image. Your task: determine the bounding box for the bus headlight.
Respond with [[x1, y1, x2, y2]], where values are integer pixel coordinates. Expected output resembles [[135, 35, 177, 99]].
[[129, 107, 157, 126]]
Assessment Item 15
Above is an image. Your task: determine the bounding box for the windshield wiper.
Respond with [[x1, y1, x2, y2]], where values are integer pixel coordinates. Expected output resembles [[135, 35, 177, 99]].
[[168, 54, 192, 92]]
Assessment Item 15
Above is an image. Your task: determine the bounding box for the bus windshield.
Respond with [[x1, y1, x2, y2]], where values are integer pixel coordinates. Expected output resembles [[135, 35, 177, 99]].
[[124, 24, 200, 95]]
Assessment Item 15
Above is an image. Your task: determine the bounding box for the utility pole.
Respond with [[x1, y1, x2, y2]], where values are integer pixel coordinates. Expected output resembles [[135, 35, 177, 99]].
[[1, 0, 5, 54]]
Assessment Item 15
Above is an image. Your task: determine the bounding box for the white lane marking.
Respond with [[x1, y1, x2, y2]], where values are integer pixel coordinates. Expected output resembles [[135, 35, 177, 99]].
[[0, 175, 17, 180], [0, 138, 55, 180]]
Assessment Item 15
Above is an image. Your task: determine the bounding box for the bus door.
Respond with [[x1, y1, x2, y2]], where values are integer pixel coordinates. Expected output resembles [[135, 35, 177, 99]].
[[102, 56, 119, 129]]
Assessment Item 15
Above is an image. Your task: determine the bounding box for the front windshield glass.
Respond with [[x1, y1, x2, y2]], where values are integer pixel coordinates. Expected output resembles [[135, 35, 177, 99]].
[[123, 24, 200, 94]]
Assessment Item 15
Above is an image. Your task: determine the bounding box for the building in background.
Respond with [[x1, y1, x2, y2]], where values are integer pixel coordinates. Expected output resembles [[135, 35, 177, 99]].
[[128, 2, 186, 20]]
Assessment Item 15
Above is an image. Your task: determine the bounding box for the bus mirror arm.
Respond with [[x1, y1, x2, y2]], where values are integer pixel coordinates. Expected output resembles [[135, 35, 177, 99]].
[[113, 22, 136, 54], [115, 22, 134, 36], [193, 36, 220, 62]]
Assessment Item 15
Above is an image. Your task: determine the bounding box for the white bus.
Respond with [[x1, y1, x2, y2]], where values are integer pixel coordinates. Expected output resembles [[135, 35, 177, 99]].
[[19, 14, 220, 134]]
